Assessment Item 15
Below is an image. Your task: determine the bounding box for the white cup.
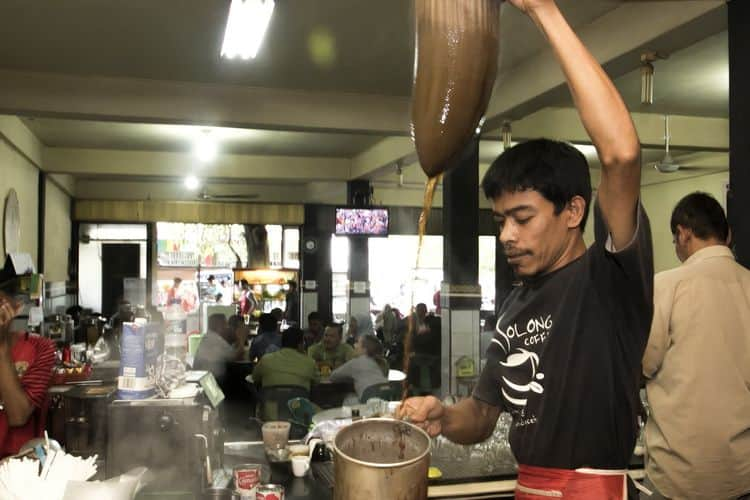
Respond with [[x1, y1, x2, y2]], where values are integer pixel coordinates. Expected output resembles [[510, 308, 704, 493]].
[[291, 455, 310, 477]]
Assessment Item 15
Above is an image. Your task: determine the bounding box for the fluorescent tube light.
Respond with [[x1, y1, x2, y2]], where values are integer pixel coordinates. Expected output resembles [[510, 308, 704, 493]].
[[185, 176, 201, 191], [194, 133, 218, 162], [221, 0, 275, 60]]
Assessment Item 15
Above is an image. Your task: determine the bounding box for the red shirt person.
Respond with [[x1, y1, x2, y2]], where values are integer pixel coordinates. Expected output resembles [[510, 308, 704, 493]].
[[0, 293, 55, 457]]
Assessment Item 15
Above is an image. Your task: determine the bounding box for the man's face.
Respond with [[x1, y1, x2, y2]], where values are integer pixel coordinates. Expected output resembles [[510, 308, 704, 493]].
[[309, 319, 322, 335], [416, 305, 427, 321], [493, 189, 578, 279], [323, 326, 341, 350]]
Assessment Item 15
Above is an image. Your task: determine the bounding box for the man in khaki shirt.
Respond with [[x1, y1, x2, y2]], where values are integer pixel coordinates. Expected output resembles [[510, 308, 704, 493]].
[[643, 192, 750, 500]]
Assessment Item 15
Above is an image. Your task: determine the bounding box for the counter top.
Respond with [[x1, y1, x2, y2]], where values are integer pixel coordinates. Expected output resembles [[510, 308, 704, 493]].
[[223, 442, 331, 500], [221, 441, 644, 499]]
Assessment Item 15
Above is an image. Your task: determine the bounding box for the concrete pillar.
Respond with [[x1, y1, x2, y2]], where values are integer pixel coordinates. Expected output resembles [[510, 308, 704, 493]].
[[347, 180, 372, 328], [440, 138, 482, 396], [728, 2, 750, 269], [301, 205, 333, 326]]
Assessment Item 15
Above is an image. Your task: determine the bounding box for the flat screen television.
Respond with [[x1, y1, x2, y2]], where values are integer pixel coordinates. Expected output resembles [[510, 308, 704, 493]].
[[335, 207, 389, 236]]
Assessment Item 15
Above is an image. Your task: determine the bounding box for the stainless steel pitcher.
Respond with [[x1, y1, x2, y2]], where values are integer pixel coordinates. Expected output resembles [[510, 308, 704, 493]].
[[332, 418, 431, 500]]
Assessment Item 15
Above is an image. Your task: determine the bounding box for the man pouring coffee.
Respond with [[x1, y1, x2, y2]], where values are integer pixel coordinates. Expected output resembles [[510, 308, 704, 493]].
[[400, 0, 653, 498]]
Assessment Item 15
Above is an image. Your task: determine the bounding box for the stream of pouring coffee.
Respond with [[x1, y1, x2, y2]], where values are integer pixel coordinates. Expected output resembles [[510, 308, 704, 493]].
[[402, 0, 501, 404]]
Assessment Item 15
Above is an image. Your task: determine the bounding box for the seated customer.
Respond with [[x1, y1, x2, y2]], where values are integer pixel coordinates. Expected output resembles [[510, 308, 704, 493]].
[[409, 303, 441, 391], [248, 313, 280, 361], [252, 327, 318, 391], [303, 311, 324, 350], [329, 334, 388, 403], [0, 292, 56, 458], [193, 313, 246, 384], [307, 323, 354, 378]]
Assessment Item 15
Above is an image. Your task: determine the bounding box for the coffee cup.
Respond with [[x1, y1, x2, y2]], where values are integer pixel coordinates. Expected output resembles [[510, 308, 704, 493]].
[[288, 444, 310, 457], [291, 455, 310, 477]]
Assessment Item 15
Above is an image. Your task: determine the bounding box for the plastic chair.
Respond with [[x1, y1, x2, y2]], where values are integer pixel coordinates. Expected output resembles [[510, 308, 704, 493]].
[[287, 397, 319, 431], [258, 385, 310, 423], [360, 382, 398, 404]]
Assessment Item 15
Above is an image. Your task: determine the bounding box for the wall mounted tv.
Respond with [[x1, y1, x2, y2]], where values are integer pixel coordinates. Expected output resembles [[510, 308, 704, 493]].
[[335, 207, 389, 237]]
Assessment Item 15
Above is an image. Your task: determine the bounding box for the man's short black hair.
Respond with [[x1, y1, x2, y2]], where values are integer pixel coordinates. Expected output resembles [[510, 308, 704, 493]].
[[481, 138, 592, 232], [281, 326, 304, 349], [308, 311, 321, 322], [326, 322, 343, 337], [258, 313, 277, 332], [670, 192, 729, 242], [208, 313, 227, 333]]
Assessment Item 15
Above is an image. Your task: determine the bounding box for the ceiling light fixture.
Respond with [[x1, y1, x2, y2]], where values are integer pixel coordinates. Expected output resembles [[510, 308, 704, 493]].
[[395, 161, 404, 188], [640, 51, 668, 105], [194, 131, 218, 162], [501, 121, 512, 150], [221, 0, 275, 60], [184, 176, 201, 191]]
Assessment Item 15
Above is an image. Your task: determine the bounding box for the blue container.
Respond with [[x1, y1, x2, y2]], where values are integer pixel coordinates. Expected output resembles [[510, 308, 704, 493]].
[[118, 321, 161, 399]]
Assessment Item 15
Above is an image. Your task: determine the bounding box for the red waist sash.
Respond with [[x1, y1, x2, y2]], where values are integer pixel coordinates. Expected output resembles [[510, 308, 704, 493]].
[[515, 464, 627, 500]]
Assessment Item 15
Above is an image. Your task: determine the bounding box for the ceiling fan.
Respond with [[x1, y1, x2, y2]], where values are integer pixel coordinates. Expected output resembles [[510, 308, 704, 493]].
[[653, 115, 729, 174], [653, 115, 680, 173], [197, 189, 260, 201]]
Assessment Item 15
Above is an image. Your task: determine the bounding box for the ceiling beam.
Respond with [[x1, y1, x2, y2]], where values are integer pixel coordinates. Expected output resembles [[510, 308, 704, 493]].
[[484, 1, 725, 128], [348, 1, 725, 181], [509, 108, 728, 151], [75, 178, 308, 202], [0, 69, 411, 135], [351, 137, 415, 179], [354, 106, 729, 181], [42, 148, 352, 182]]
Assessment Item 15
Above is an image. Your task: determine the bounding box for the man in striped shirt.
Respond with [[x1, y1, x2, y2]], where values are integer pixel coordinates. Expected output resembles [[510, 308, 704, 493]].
[[0, 291, 56, 457]]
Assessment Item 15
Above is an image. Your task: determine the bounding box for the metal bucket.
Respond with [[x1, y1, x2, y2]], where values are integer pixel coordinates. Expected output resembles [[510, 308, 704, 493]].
[[332, 418, 431, 500]]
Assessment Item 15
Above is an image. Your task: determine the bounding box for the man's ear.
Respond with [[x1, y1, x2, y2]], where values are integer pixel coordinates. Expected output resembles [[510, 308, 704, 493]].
[[676, 224, 692, 243], [566, 196, 587, 229]]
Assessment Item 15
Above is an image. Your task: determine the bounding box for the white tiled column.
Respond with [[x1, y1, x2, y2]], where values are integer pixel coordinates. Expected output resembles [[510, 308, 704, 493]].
[[440, 282, 482, 397]]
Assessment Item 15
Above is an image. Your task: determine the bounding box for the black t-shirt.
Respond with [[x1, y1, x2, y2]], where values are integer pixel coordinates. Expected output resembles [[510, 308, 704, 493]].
[[474, 201, 653, 469]]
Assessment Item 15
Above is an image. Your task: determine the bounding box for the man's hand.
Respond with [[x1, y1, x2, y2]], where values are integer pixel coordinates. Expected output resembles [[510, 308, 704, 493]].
[[0, 292, 34, 427], [397, 395, 444, 437], [0, 293, 20, 327], [0, 293, 21, 350]]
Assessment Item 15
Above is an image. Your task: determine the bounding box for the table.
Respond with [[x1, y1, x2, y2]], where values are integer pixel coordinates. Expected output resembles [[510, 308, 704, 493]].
[[311, 404, 368, 425], [221, 440, 645, 499]]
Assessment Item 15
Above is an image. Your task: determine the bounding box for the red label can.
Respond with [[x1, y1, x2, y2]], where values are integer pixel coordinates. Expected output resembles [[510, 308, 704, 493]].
[[256, 484, 285, 500], [233, 463, 262, 491]]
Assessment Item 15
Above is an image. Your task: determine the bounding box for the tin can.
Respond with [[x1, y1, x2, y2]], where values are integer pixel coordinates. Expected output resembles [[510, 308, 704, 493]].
[[236, 489, 255, 500], [256, 484, 285, 500], [233, 463, 262, 492]]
